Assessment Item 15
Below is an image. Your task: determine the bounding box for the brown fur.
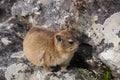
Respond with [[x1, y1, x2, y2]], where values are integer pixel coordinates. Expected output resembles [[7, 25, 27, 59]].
[[23, 26, 79, 73]]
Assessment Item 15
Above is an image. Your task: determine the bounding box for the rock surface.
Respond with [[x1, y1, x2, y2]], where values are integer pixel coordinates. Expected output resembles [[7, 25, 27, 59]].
[[5, 62, 97, 80], [98, 12, 120, 78], [99, 49, 120, 78]]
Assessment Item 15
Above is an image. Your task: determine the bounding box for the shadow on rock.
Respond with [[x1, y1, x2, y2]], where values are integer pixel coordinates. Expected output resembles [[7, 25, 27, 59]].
[[69, 43, 93, 69]]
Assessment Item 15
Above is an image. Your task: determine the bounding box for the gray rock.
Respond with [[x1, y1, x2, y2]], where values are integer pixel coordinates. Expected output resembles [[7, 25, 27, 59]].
[[0, 69, 6, 80], [2, 0, 120, 79], [11, 1, 35, 16], [83, 11, 120, 79], [5, 63, 33, 80], [86, 12, 120, 48], [88, 12, 120, 77], [11, 0, 76, 30], [86, 22, 104, 46], [11, 51, 25, 59], [102, 12, 120, 50], [5, 63, 96, 80], [1, 37, 12, 46], [35, 0, 75, 30], [99, 49, 120, 77]]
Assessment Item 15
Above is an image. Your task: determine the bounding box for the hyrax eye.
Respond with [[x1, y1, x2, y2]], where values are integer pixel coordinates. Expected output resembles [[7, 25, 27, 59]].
[[56, 35, 62, 41], [68, 40, 74, 44], [69, 41, 74, 44]]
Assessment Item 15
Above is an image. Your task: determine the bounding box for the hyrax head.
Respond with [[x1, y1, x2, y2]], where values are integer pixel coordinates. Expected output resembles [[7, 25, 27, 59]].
[[54, 30, 79, 53]]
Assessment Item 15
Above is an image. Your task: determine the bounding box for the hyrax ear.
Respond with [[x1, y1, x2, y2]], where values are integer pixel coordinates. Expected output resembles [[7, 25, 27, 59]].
[[56, 35, 62, 41]]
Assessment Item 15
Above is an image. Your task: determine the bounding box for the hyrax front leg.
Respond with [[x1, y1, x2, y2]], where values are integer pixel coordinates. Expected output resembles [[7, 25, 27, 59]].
[[61, 60, 70, 72], [61, 64, 67, 72], [43, 65, 52, 74]]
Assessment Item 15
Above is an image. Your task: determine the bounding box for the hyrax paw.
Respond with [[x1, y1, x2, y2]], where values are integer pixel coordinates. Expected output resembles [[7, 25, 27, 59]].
[[45, 71, 53, 76], [61, 67, 67, 73]]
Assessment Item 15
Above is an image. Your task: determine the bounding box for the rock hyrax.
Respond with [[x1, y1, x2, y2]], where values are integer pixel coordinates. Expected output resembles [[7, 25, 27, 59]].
[[23, 26, 79, 73]]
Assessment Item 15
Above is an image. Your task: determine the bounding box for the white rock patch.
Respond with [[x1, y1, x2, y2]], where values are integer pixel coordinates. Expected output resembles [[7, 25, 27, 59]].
[[99, 49, 120, 70], [1, 37, 11, 45], [5, 63, 30, 80]]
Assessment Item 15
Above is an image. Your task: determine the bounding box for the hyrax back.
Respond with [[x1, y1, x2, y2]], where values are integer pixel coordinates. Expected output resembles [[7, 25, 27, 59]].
[[23, 26, 79, 73]]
